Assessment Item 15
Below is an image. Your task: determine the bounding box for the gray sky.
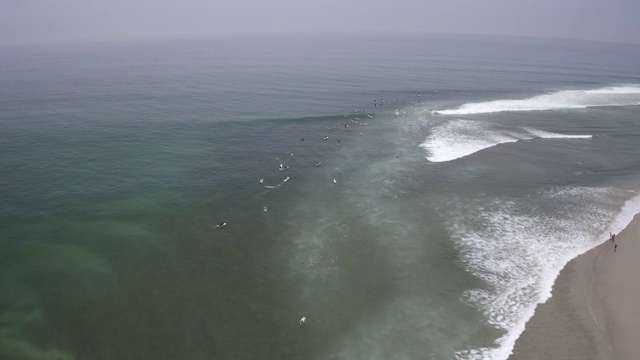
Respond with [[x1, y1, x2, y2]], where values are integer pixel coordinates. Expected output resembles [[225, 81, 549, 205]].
[[1, 0, 639, 46]]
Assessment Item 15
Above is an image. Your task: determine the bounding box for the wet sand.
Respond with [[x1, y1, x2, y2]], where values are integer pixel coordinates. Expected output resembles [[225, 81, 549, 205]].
[[510, 214, 640, 360]]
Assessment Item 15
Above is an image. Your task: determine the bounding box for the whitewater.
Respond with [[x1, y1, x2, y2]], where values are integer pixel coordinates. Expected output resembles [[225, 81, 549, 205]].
[[407, 84, 640, 359], [433, 85, 640, 115]]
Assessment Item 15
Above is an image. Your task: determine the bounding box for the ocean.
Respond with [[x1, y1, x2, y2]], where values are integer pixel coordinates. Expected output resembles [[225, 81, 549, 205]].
[[1, 33, 639, 360]]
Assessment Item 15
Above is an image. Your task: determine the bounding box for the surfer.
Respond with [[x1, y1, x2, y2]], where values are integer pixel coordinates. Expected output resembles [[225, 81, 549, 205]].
[[333, 178, 337, 184], [263, 206, 268, 212], [283, 177, 290, 183], [315, 161, 322, 167], [259, 178, 264, 183], [216, 222, 227, 228]]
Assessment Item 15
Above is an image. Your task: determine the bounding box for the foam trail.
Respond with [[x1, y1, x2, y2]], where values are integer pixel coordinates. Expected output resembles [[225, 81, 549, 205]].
[[421, 120, 592, 162], [452, 189, 640, 360], [584, 86, 640, 94], [524, 128, 592, 139], [434, 85, 640, 115]]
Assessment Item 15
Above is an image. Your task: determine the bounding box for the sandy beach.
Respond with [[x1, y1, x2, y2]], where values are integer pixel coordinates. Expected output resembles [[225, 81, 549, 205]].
[[510, 213, 640, 360]]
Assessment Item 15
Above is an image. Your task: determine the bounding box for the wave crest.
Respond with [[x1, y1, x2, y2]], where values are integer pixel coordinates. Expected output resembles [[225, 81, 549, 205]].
[[434, 85, 640, 115]]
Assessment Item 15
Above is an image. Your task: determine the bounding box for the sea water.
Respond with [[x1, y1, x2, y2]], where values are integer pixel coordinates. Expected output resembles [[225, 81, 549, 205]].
[[1, 33, 639, 360]]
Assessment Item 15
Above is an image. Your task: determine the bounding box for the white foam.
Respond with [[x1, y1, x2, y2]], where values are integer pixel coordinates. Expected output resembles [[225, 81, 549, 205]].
[[451, 188, 640, 360], [523, 128, 592, 139], [434, 85, 640, 115], [420, 120, 519, 162], [584, 86, 640, 94], [421, 120, 591, 162], [601, 191, 640, 239]]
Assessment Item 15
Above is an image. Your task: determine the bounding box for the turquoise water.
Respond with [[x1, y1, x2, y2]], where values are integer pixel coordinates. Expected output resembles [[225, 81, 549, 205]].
[[1, 33, 640, 360]]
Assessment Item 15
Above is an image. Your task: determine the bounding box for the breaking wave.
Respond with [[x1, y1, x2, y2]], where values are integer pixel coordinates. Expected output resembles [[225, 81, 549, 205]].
[[421, 120, 591, 162], [434, 85, 640, 115]]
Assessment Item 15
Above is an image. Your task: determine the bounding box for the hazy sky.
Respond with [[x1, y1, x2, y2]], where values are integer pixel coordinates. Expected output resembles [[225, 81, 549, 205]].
[[2, 0, 639, 46]]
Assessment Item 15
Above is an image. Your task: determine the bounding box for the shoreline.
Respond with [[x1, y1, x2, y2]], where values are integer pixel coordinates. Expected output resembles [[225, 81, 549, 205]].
[[509, 213, 640, 360]]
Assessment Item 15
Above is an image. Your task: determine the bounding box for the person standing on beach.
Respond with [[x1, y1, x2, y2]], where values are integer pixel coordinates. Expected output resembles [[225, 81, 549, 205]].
[[614, 243, 617, 252]]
